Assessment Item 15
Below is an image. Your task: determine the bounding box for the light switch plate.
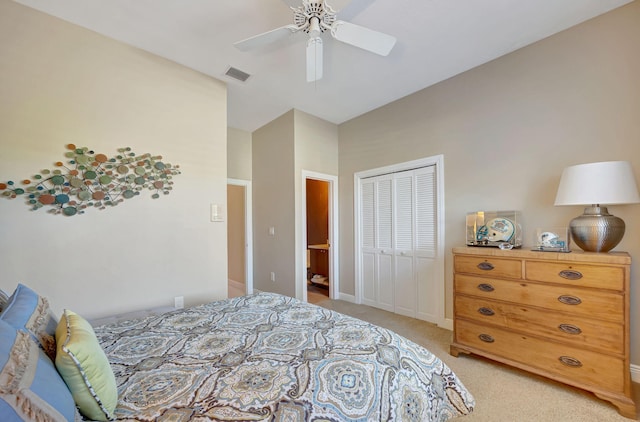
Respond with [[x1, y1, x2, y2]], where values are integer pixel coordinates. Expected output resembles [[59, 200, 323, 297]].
[[211, 204, 224, 222]]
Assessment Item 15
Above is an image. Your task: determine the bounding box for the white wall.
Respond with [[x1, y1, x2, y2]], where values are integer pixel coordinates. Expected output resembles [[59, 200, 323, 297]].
[[0, 1, 228, 319], [338, 2, 640, 361]]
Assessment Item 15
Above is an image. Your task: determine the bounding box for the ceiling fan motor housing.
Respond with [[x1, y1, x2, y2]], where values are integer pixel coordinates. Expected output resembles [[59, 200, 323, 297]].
[[294, 0, 336, 33]]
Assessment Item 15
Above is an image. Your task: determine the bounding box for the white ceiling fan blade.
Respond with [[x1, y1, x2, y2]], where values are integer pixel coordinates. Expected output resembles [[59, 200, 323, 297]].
[[331, 20, 396, 56], [306, 37, 323, 82], [280, 0, 303, 8], [324, 0, 352, 12], [234, 25, 300, 52], [280, 0, 353, 9]]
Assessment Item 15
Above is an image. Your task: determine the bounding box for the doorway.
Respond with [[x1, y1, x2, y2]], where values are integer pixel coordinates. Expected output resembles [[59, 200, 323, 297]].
[[306, 179, 330, 303], [227, 179, 253, 298], [301, 171, 338, 304]]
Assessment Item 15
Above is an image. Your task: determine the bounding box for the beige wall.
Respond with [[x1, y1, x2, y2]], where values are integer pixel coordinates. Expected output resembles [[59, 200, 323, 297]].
[[293, 110, 339, 298], [228, 127, 252, 181], [0, 1, 228, 318], [251, 110, 338, 298], [252, 111, 296, 294], [339, 2, 640, 361]]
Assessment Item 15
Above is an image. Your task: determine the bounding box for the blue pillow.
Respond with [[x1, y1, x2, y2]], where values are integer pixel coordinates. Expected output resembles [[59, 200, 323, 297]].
[[0, 284, 57, 359], [0, 319, 76, 421]]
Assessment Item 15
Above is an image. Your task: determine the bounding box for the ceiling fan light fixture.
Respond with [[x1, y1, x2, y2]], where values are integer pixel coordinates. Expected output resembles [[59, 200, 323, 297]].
[[308, 16, 322, 37]]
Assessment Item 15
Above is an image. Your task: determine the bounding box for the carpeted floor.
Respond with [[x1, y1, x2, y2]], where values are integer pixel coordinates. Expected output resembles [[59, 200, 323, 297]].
[[316, 298, 639, 422]]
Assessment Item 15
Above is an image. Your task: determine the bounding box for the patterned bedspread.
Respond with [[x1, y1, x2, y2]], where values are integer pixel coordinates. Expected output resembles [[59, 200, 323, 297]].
[[93, 292, 474, 421]]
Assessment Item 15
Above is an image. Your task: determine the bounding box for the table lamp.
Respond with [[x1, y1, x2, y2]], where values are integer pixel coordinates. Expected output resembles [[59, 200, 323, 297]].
[[554, 161, 640, 252]]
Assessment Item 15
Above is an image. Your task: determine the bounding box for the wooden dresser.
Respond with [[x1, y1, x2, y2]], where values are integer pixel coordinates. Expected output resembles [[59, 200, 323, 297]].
[[450, 247, 636, 419]]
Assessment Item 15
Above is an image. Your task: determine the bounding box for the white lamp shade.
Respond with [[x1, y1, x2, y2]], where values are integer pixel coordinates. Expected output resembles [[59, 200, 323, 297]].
[[554, 161, 640, 206]]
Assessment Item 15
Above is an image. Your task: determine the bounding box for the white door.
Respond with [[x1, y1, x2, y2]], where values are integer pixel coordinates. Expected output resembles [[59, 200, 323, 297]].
[[414, 167, 438, 322], [360, 166, 437, 321], [393, 170, 416, 317], [360, 174, 394, 312]]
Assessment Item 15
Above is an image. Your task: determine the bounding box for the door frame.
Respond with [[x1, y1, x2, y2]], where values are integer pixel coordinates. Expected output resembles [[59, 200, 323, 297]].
[[353, 154, 445, 326], [301, 170, 339, 302], [227, 178, 253, 295]]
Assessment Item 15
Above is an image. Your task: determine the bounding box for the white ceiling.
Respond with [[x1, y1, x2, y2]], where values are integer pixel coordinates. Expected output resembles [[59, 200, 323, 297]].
[[13, 0, 633, 132]]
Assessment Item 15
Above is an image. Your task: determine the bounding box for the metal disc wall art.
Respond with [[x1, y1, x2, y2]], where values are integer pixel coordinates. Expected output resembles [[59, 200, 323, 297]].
[[0, 144, 181, 216]]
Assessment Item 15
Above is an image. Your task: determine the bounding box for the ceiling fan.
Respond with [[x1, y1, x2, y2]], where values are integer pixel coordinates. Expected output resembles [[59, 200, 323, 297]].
[[234, 0, 396, 82]]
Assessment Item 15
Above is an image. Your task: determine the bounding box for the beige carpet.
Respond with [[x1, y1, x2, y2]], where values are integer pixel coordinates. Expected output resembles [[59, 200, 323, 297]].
[[316, 298, 639, 422]]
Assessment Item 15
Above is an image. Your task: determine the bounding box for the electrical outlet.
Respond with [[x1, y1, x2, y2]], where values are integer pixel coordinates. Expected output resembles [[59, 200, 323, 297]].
[[270, 272, 275, 282], [174, 296, 184, 309]]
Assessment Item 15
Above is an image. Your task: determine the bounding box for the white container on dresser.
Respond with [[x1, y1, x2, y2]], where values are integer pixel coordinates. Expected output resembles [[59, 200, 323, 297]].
[[450, 247, 636, 419]]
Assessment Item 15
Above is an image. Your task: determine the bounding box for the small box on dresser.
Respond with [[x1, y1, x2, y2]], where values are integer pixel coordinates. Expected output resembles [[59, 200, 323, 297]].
[[450, 247, 637, 419]]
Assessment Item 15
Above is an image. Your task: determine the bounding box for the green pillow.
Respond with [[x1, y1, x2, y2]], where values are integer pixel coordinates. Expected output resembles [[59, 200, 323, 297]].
[[55, 310, 117, 421]]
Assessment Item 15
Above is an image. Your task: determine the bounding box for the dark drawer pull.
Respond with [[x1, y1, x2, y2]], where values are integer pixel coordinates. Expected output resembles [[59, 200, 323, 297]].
[[558, 324, 582, 335], [477, 283, 495, 292], [559, 356, 582, 367], [477, 262, 495, 271], [558, 295, 582, 305], [479, 334, 495, 343], [559, 270, 583, 280], [478, 307, 495, 316]]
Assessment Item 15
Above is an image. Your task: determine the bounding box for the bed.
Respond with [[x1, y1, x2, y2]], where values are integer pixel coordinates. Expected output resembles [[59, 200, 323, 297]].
[[93, 292, 474, 421]]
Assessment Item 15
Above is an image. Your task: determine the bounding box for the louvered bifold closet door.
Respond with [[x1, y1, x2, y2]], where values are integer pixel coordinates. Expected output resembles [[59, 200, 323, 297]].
[[393, 171, 416, 317], [360, 175, 394, 312], [359, 165, 437, 321], [414, 166, 438, 322]]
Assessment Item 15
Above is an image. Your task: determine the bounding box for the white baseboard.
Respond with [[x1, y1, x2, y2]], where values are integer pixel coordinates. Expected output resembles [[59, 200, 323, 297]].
[[337, 292, 356, 303], [439, 318, 453, 331], [631, 364, 640, 383]]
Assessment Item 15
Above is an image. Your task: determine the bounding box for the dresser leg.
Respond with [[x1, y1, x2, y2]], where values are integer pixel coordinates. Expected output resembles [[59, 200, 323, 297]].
[[449, 344, 470, 358], [593, 392, 637, 419]]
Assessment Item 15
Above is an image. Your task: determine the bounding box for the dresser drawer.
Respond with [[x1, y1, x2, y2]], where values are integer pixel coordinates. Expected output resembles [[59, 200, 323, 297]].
[[454, 255, 522, 279], [525, 261, 624, 291], [454, 295, 623, 354], [454, 274, 623, 322], [455, 319, 625, 393]]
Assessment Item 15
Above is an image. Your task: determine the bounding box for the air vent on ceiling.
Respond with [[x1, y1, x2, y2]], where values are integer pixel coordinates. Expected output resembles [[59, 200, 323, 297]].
[[225, 66, 251, 82]]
